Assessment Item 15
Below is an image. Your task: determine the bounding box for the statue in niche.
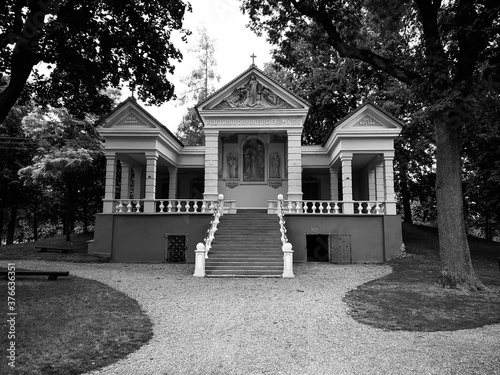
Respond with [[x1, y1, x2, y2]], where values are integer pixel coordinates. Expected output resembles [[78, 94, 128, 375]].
[[243, 139, 265, 181], [212, 75, 294, 110], [227, 152, 238, 179], [270, 152, 280, 178]]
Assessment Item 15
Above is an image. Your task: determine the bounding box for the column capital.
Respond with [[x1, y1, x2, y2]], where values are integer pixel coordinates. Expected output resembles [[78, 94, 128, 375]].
[[204, 129, 220, 136], [340, 151, 353, 161], [145, 151, 159, 161]]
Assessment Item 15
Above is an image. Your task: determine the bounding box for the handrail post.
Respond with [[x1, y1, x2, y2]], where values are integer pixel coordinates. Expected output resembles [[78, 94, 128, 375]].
[[277, 194, 294, 278], [193, 243, 206, 277], [282, 242, 294, 278]]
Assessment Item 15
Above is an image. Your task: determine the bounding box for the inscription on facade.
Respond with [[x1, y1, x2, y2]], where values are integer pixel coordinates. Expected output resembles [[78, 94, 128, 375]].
[[356, 116, 380, 126], [205, 118, 300, 127], [123, 115, 139, 125]]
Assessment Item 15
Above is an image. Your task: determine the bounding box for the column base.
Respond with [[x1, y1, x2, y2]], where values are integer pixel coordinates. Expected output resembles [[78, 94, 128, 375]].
[[287, 192, 303, 201]]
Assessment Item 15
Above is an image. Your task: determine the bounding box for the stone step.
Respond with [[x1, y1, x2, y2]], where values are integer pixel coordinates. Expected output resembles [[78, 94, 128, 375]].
[[207, 212, 284, 278]]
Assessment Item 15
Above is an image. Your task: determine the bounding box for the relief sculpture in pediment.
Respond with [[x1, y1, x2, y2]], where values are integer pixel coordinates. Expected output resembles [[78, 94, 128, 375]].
[[212, 75, 293, 110]]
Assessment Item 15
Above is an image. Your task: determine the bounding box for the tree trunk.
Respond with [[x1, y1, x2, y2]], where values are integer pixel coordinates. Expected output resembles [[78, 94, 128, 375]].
[[6, 206, 17, 245], [434, 117, 484, 290]]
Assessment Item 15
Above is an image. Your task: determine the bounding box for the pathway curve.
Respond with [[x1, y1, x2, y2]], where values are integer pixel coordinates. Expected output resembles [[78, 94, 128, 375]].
[[3, 260, 499, 375]]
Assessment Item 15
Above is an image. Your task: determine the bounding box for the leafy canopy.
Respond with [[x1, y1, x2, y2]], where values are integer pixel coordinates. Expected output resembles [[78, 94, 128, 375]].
[[0, 0, 191, 120]]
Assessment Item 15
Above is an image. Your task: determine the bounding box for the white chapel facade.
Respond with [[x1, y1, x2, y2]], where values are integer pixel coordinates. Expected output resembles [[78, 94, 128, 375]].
[[89, 65, 403, 268]]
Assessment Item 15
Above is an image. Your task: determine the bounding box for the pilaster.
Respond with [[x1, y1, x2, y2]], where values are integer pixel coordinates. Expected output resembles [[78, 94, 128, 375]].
[[384, 152, 397, 214], [144, 153, 158, 213], [203, 130, 220, 201], [133, 167, 143, 199], [341, 153, 354, 214], [168, 167, 178, 199], [375, 158, 385, 202], [103, 153, 117, 213], [286, 130, 303, 201], [120, 161, 131, 200], [330, 167, 339, 201]]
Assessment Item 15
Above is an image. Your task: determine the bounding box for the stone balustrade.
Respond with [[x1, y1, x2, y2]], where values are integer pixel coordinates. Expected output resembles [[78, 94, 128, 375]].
[[108, 199, 236, 214], [268, 200, 387, 215]]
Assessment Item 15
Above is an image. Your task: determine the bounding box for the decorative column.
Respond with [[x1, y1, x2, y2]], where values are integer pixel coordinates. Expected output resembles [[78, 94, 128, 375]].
[[341, 153, 354, 214], [120, 161, 131, 200], [133, 167, 143, 199], [203, 129, 219, 201], [384, 152, 397, 214], [168, 167, 178, 199], [375, 157, 385, 203], [368, 165, 377, 201], [103, 153, 117, 213], [330, 167, 339, 201], [144, 152, 158, 213], [286, 130, 303, 201]]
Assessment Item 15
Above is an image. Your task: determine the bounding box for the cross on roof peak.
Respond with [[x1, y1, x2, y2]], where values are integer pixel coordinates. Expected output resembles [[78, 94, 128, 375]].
[[250, 53, 257, 66]]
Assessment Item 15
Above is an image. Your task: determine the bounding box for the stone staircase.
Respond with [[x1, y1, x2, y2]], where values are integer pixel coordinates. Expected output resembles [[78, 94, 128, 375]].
[[205, 209, 283, 277]]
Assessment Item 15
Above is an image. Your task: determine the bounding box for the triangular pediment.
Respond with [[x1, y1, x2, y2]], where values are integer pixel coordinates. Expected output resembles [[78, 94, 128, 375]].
[[197, 66, 309, 111], [336, 103, 402, 131], [102, 98, 158, 130]]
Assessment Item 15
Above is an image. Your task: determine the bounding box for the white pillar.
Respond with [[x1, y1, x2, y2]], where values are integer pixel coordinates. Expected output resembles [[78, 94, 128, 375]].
[[133, 167, 143, 199], [120, 161, 131, 200], [368, 165, 377, 201], [375, 157, 385, 202], [330, 167, 339, 200], [168, 167, 178, 199], [287, 130, 303, 201], [103, 153, 117, 213], [203, 130, 219, 201], [144, 153, 158, 213], [341, 153, 354, 214], [384, 152, 397, 214]]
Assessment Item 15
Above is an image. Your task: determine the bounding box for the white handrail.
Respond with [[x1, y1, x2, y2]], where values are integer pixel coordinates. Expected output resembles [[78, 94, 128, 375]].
[[277, 194, 294, 278], [203, 194, 224, 259]]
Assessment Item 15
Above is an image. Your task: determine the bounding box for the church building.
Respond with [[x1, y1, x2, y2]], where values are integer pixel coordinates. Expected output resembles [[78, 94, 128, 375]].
[[88, 65, 403, 277]]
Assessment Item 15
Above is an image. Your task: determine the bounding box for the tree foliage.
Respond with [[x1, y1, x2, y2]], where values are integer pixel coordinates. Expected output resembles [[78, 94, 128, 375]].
[[18, 106, 104, 240], [0, 0, 191, 123], [241, 0, 500, 290], [176, 26, 220, 145]]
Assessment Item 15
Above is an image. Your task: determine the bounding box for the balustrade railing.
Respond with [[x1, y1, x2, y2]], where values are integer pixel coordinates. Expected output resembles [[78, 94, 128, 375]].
[[112, 198, 236, 214], [203, 194, 224, 259], [268, 200, 386, 215], [277, 194, 294, 278]]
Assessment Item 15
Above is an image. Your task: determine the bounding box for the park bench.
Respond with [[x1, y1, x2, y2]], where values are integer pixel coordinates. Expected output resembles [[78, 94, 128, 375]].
[[36, 246, 74, 254], [1, 270, 70, 280]]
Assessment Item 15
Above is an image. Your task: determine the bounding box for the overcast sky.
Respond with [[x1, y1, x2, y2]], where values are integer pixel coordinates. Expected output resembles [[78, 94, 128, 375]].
[[125, 0, 273, 132]]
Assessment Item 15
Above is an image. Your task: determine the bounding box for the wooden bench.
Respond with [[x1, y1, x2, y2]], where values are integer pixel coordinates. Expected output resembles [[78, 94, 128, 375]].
[[1, 271, 70, 280], [36, 246, 74, 254]]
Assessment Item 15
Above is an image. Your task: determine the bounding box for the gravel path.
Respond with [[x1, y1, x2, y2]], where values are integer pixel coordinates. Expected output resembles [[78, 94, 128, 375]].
[[4, 260, 500, 375]]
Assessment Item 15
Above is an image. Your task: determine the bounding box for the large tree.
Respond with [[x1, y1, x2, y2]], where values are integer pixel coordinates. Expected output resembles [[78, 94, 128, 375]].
[[0, 0, 191, 123], [242, 0, 500, 290]]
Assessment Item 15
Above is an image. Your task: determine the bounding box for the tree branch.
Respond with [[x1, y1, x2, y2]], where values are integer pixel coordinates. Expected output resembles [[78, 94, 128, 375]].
[[287, 0, 422, 85]]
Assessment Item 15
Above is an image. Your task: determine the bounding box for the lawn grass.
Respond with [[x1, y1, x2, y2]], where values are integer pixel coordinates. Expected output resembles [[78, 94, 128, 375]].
[[0, 273, 153, 375], [343, 223, 500, 331], [0, 233, 107, 263]]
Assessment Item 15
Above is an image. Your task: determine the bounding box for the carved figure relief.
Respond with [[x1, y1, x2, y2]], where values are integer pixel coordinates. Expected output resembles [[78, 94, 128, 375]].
[[212, 75, 293, 110], [227, 152, 238, 179], [243, 139, 265, 181], [270, 152, 280, 178]]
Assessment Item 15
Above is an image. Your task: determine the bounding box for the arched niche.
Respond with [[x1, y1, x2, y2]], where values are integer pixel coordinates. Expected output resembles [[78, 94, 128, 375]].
[[241, 136, 266, 183]]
